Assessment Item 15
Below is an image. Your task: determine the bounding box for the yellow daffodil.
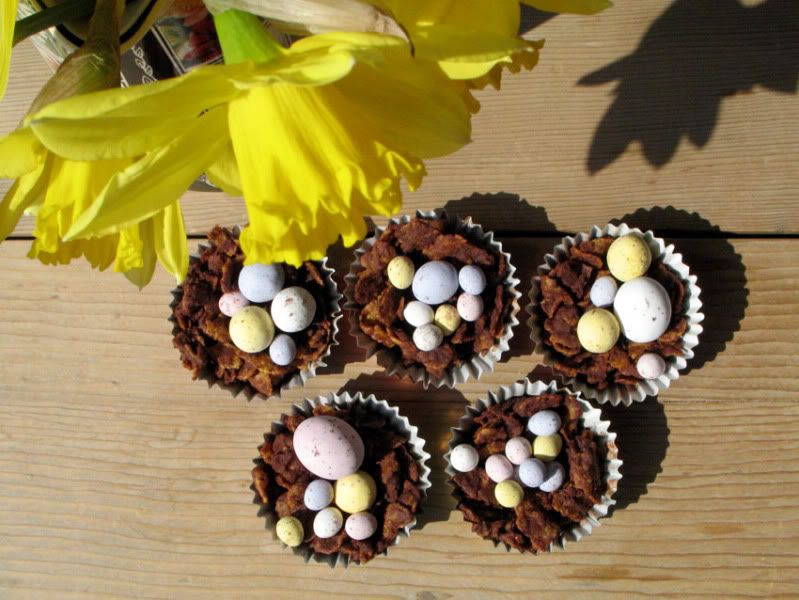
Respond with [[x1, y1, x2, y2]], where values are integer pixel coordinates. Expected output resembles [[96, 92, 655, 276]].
[[27, 12, 473, 266], [1, 0, 16, 99], [521, 0, 612, 16]]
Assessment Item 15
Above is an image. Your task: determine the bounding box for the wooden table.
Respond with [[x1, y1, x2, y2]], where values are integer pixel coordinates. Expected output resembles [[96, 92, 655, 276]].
[[1, 1, 798, 597]]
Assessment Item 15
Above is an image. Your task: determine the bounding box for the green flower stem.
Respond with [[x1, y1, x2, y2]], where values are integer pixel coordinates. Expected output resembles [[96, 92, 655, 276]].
[[213, 9, 284, 65], [13, 0, 97, 46]]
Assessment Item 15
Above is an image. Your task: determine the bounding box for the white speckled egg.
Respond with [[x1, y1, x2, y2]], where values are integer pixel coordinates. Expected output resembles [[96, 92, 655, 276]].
[[636, 352, 667, 379], [238, 263, 284, 303], [269, 333, 296, 366], [527, 410, 561, 436], [458, 265, 486, 296], [539, 461, 565, 493], [485, 454, 514, 483], [450, 444, 479, 473], [504, 437, 532, 465], [271, 286, 317, 333], [303, 479, 334, 511], [518, 457, 546, 488], [313, 507, 344, 538], [218, 291, 249, 317], [413, 323, 444, 352], [613, 276, 672, 343], [590, 276, 618, 308], [412, 260, 459, 305], [403, 301, 434, 327], [293, 416, 365, 480], [456, 293, 484, 322], [345, 512, 378, 541]]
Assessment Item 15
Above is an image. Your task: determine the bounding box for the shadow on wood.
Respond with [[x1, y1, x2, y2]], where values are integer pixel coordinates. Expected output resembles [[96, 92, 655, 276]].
[[580, 0, 799, 172]]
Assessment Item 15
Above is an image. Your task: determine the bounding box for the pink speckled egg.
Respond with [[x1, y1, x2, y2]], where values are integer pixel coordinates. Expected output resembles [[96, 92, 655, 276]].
[[293, 416, 365, 480], [345, 512, 378, 541], [218, 291, 249, 317], [485, 454, 514, 483], [504, 436, 532, 465]]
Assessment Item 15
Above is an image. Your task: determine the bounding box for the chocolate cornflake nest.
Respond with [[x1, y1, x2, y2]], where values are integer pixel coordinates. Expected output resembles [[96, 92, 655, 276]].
[[536, 236, 688, 390], [251, 402, 425, 565], [450, 391, 607, 553], [349, 215, 513, 379], [171, 226, 336, 398]]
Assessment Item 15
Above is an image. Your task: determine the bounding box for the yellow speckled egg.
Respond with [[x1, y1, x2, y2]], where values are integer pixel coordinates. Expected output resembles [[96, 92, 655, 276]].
[[533, 434, 563, 463], [387, 256, 415, 290], [434, 304, 461, 336], [607, 235, 652, 282], [576, 308, 620, 353], [229, 306, 275, 353], [334, 471, 377, 514], [494, 480, 524, 508], [276, 516, 304, 547]]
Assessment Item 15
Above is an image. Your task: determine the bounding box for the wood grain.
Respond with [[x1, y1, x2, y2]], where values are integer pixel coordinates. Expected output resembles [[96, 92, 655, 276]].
[[0, 236, 797, 599], [2, 0, 798, 238]]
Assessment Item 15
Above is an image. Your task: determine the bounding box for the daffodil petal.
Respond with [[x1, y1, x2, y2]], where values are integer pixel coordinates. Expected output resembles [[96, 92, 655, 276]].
[[371, 0, 520, 37], [205, 143, 243, 196], [152, 202, 188, 283], [122, 220, 157, 289], [0, 127, 44, 178], [0, 157, 49, 241], [242, 48, 356, 87], [0, 0, 15, 100], [520, 0, 612, 15], [65, 107, 228, 240]]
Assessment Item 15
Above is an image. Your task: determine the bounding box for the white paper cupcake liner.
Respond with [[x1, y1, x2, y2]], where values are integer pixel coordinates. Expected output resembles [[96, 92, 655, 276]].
[[253, 391, 432, 567], [343, 209, 521, 388], [445, 379, 622, 553], [168, 225, 342, 400], [527, 223, 704, 406]]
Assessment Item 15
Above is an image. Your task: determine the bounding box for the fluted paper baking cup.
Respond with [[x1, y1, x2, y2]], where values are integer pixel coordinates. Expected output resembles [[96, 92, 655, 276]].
[[344, 209, 521, 388], [252, 391, 431, 567], [527, 223, 704, 406], [445, 379, 622, 553], [168, 225, 342, 400]]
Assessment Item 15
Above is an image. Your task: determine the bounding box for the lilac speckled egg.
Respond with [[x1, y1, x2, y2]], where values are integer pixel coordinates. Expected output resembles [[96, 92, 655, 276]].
[[485, 454, 514, 483], [345, 512, 378, 541], [313, 507, 344, 538], [527, 410, 561, 437], [458, 265, 486, 296], [590, 276, 618, 308], [269, 333, 297, 366], [505, 436, 533, 465], [412, 260, 459, 305], [518, 457, 546, 488], [539, 461, 565, 493], [293, 416, 365, 480], [303, 479, 334, 511], [456, 293, 484, 322], [636, 352, 667, 380], [238, 263, 284, 303], [218, 291, 249, 317]]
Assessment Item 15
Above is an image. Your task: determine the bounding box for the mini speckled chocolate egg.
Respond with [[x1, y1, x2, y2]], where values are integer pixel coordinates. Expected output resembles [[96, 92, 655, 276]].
[[590, 276, 618, 308], [345, 512, 378, 541], [412, 260, 459, 305], [613, 276, 672, 343], [576, 308, 620, 353], [518, 457, 546, 488], [533, 434, 563, 462], [485, 454, 514, 483], [456, 293, 484, 322], [313, 507, 344, 538], [270, 286, 317, 333], [413, 323, 444, 352], [269, 333, 296, 366], [387, 256, 415, 289], [403, 300, 434, 327], [607, 235, 652, 282], [303, 479, 334, 511], [636, 352, 667, 379], [276, 516, 304, 547], [494, 479, 524, 508], [527, 410, 561, 437], [229, 306, 275, 353], [539, 461, 565, 493], [434, 304, 461, 336], [458, 265, 486, 296], [334, 471, 377, 514], [293, 416, 365, 480], [504, 436, 532, 465], [450, 444, 479, 472], [238, 263, 284, 303], [218, 291, 249, 317]]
